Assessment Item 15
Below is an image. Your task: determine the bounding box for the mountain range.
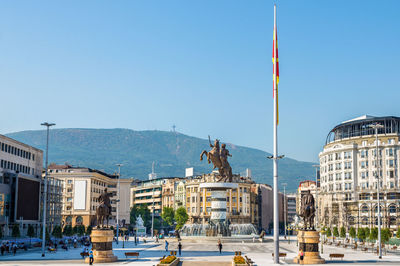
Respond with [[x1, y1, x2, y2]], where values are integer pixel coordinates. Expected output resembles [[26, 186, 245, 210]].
[[5, 128, 316, 192]]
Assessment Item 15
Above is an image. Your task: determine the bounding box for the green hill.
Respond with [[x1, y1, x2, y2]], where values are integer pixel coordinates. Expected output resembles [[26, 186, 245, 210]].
[[6, 128, 315, 192]]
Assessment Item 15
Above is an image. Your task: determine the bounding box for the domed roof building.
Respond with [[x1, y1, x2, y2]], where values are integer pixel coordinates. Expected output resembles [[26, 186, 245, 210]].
[[318, 115, 400, 230]]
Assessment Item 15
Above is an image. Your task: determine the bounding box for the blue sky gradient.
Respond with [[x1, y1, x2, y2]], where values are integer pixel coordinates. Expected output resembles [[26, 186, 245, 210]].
[[1, 0, 399, 162]]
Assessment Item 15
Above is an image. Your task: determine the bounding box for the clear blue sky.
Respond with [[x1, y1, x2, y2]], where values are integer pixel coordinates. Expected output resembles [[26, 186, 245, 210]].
[[1, 0, 399, 162]]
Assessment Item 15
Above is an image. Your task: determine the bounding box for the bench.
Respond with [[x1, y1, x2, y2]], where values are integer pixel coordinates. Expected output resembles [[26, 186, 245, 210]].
[[271, 253, 287, 259], [361, 247, 368, 252], [329, 253, 344, 260], [125, 252, 139, 259], [245, 255, 254, 265], [391, 246, 397, 251], [80, 252, 89, 258], [170, 251, 177, 256], [235, 251, 242, 256]]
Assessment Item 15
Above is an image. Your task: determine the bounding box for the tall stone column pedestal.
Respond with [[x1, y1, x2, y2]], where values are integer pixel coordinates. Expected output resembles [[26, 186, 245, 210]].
[[85, 229, 118, 263], [293, 230, 325, 264]]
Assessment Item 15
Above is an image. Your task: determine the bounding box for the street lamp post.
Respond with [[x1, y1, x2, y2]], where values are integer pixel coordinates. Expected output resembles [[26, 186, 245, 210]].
[[282, 183, 287, 240], [41, 122, 55, 257], [267, 153, 284, 263], [369, 123, 384, 259], [116, 163, 123, 245], [151, 186, 155, 238]]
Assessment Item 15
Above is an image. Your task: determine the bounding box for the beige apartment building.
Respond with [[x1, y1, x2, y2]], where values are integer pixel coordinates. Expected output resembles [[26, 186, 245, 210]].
[[0, 134, 43, 236], [48, 164, 121, 228], [131, 178, 164, 216], [319, 116, 400, 230]]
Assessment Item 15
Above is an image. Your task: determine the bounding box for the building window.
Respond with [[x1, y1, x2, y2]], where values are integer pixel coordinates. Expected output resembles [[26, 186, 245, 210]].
[[389, 205, 396, 214]]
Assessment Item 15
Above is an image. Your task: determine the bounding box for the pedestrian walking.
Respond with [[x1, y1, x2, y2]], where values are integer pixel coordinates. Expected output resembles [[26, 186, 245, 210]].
[[299, 250, 304, 262], [178, 241, 182, 256], [12, 243, 17, 256], [165, 240, 169, 252], [218, 239, 222, 254], [1, 244, 4, 256], [89, 248, 94, 265]]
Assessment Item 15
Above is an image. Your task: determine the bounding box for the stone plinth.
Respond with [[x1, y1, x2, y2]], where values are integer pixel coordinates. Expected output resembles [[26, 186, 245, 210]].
[[293, 230, 325, 264], [85, 229, 117, 263]]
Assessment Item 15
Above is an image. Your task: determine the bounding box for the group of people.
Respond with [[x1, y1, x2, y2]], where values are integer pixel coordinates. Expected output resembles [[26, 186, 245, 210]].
[[0, 241, 22, 256], [163, 239, 223, 256]]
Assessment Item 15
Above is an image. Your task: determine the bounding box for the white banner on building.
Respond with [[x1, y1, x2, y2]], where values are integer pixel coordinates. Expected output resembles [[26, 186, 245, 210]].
[[74, 180, 87, 210]]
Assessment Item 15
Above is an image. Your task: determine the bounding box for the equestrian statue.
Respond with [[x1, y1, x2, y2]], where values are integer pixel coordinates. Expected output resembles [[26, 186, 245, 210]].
[[300, 190, 316, 230], [200, 136, 233, 182], [96, 188, 113, 229]]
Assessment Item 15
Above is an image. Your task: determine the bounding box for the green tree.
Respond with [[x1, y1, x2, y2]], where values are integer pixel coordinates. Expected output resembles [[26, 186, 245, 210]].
[[63, 225, 73, 236], [340, 227, 346, 238], [364, 227, 370, 239], [12, 224, 20, 238], [381, 228, 391, 243], [77, 225, 85, 236], [27, 224, 35, 239], [40, 226, 51, 243], [161, 207, 175, 227], [86, 225, 92, 236], [326, 227, 332, 237], [370, 227, 378, 241], [52, 225, 63, 239], [349, 227, 356, 239], [357, 228, 365, 241], [396, 227, 400, 238], [175, 207, 188, 230], [333, 226, 339, 237], [130, 205, 139, 226], [72, 225, 78, 235]]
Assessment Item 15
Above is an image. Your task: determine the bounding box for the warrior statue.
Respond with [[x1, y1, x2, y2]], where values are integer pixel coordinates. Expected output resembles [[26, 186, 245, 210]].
[[200, 136, 233, 182], [96, 188, 113, 228], [300, 190, 315, 230]]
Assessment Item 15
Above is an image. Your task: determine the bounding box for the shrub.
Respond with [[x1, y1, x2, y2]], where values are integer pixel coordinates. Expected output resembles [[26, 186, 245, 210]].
[[364, 227, 370, 239], [333, 227, 339, 237], [340, 227, 346, 238], [381, 228, 391, 243], [370, 228, 378, 241], [397, 227, 400, 239], [326, 228, 332, 237], [160, 255, 177, 264], [349, 227, 356, 239], [357, 228, 365, 241], [12, 224, 20, 238]]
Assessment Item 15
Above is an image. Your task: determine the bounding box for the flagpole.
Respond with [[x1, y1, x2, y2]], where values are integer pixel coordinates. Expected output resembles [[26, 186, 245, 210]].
[[273, 3, 279, 264]]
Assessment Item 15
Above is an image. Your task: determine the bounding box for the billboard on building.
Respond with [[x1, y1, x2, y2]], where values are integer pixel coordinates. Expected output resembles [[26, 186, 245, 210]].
[[74, 180, 87, 210], [185, 167, 194, 177], [16, 178, 40, 221]]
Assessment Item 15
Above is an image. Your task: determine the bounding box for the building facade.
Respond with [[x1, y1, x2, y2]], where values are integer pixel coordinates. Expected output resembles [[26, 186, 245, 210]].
[[40, 175, 63, 233], [286, 193, 297, 224], [319, 116, 400, 230], [48, 164, 119, 228], [0, 134, 43, 237]]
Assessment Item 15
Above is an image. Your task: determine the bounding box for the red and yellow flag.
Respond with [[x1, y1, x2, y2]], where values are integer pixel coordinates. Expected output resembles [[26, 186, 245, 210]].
[[272, 25, 279, 124]]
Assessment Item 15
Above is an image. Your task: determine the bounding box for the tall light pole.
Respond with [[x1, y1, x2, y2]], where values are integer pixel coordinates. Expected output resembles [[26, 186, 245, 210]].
[[116, 163, 123, 245], [312, 164, 320, 229], [41, 122, 55, 257], [282, 183, 287, 240], [369, 123, 384, 259], [151, 186, 155, 238], [268, 153, 284, 263]]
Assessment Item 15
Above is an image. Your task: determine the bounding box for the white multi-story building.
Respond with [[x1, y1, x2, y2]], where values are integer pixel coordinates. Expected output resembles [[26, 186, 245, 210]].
[[319, 115, 400, 230], [0, 134, 43, 236]]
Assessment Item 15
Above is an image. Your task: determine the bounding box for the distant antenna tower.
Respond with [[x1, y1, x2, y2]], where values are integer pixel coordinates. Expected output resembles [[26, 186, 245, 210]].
[[149, 161, 157, 180], [172, 124, 176, 133]]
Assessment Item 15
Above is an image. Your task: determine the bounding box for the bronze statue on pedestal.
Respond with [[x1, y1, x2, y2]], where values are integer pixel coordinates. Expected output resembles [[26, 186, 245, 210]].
[[200, 136, 233, 182], [96, 188, 113, 229], [300, 190, 315, 230]]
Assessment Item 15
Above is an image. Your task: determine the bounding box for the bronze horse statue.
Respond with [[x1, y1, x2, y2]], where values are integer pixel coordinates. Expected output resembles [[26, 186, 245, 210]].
[[96, 203, 110, 228], [200, 137, 222, 171], [200, 136, 232, 181]]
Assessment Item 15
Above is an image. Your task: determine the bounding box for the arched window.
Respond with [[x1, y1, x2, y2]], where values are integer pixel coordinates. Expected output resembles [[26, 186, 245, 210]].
[[361, 205, 369, 213], [66, 216, 72, 225], [389, 205, 397, 214], [76, 216, 83, 225], [375, 217, 382, 226], [362, 218, 368, 225], [374, 205, 383, 213]]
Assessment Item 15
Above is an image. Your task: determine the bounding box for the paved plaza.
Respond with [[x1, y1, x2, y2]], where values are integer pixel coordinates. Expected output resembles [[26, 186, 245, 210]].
[[0, 236, 400, 265]]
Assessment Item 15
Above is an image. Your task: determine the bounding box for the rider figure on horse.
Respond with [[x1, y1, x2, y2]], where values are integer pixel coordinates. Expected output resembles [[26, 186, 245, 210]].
[[301, 190, 315, 230], [98, 188, 112, 214]]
